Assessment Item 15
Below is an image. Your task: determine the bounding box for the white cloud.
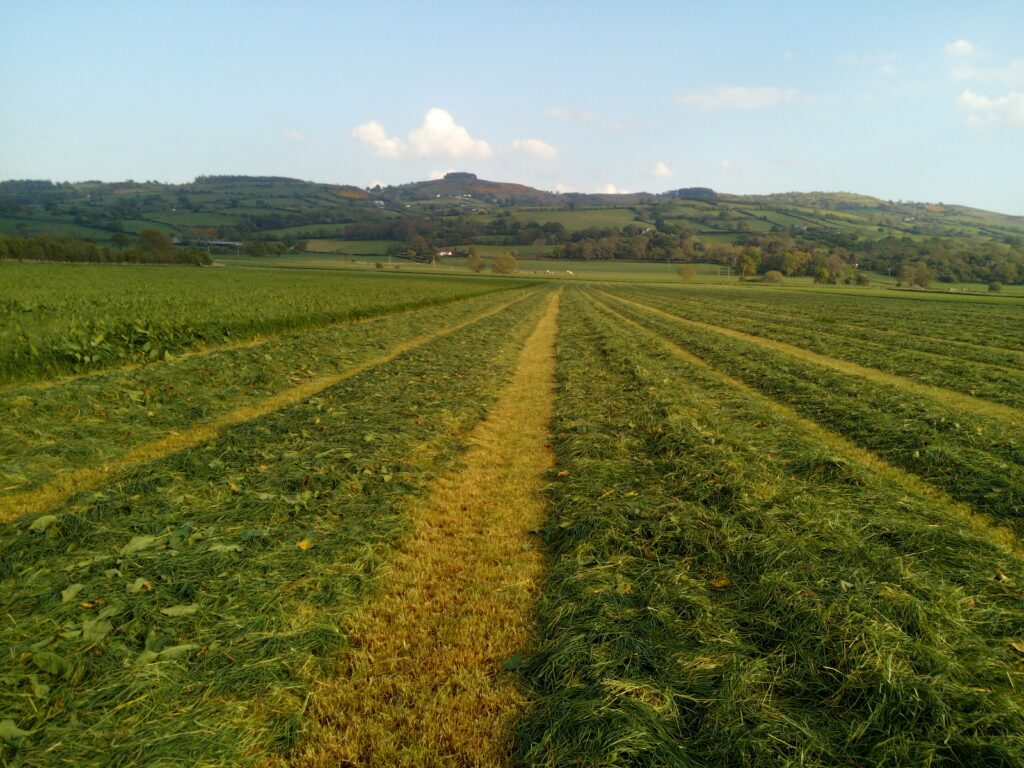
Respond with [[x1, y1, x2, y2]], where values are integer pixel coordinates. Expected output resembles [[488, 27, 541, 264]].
[[677, 85, 801, 110], [720, 159, 733, 170], [554, 182, 576, 193], [652, 161, 673, 179], [281, 129, 307, 144], [353, 108, 492, 160], [945, 39, 976, 58], [958, 89, 1024, 127], [368, 179, 387, 189], [408, 108, 493, 160], [428, 169, 456, 180], [352, 120, 406, 158], [511, 138, 558, 159], [545, 106, 570, 120], [596, 183, 630, 194]]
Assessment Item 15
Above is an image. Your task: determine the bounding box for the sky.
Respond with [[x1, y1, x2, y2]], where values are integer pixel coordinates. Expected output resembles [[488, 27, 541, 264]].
[[2, 1, 1023, 213]]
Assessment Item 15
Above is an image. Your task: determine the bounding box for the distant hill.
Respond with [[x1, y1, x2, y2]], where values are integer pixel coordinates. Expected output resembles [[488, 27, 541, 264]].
[[378, 172, 562, 206], [1, 173, 1022, 258]]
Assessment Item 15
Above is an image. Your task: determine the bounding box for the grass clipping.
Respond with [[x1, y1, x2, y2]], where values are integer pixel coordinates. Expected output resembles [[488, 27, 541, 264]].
[[291, 292, 560, 767]]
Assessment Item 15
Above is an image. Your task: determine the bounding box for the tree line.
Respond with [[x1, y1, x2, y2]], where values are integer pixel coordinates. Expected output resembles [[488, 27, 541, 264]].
[[0, 231, 211, 266]]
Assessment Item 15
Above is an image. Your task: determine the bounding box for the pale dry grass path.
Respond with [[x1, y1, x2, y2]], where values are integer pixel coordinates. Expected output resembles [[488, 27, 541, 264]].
[[288, 291, 560, 768], [0, 291, 537, 523], [602, 291, 1024, 425]]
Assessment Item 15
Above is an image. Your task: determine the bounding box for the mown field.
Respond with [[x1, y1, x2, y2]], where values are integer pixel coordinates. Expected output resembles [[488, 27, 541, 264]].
[[3, 263, 1024, 766]]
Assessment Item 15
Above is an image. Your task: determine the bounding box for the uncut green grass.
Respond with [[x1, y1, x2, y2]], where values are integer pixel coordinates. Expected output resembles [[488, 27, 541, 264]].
[[599, 290, 1024, 533], [514, 290, 1024, 767], [0, 291, 549, 766], [0, 262, 522, 385], [0, 287, 536, 496], [613, 285, 1024, 410]]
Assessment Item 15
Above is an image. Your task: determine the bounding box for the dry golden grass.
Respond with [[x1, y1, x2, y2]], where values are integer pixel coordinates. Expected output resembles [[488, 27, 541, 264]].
[[288, 291, 560, 768], [603, 291, 1024, 425], [0, 292, 535, 523], [593, 293, 1024, 556]]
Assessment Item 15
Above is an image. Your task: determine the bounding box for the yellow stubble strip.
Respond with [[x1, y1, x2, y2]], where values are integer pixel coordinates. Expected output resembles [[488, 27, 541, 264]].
[[289, 291, 561, 768]]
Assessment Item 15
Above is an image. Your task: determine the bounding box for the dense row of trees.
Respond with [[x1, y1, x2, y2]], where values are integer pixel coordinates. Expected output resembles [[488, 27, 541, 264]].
[[0, 231, 211, 266]]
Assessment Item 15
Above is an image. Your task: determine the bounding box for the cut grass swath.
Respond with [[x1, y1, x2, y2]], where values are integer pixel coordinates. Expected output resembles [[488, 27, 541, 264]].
[[514, 289, 1024, 767], [599, 290, 1024, 533], [0, 288, 539, 522], [0, 290, 550, 766]]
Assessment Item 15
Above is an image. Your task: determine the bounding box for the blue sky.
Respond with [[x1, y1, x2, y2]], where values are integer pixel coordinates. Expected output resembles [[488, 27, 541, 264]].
[[2, 1, 1022, 213]]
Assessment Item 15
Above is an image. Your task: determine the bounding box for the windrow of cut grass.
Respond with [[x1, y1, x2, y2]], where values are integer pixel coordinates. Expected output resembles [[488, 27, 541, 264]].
[[615, 285, 1024, 410], [0, 290, 550, 766], [599, 290, 1024, 533], [654, 287, 1024, 369], [515, 289, 1024, 767], [0, 286, 538, 512], [586, 293, 1024, 556], [642, 283, 1024, 351], [0, 262, 529, 385]]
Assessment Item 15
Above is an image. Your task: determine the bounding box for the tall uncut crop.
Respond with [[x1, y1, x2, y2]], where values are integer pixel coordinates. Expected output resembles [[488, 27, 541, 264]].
[[0, 262, 525, 384]]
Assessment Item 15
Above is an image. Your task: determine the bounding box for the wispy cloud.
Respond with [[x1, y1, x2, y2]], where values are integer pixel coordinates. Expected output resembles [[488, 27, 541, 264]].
[[951, 59, 1024, 85], [945, 39, 976, 58], [652, 161, 673, 179], [958, 89, 1024, 128], [946, 43, 1024, 130], [511, 138, 558, 160], [596, 183, 630, 194], [720, 159, 734, 171], [281, 129, 307, 144], [944, 40, 1024, 85], [677, 85, 801, 110], [840, 52, 900, 77], [544, 106, 626, 131], [353, 108, 493, 160]]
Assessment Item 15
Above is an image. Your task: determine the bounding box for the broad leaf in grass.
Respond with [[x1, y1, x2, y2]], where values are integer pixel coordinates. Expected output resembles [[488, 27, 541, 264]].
[[127, 578, 152, 594], [61, 583, 84, 603], [29, 514, 58, 532], [158, 644, 199, 660], [31, 651, 67, 676], [120, 535, 159, 557], [82, 619, 113, 643], [0, 719, 31, 745], [160, 604, 199, 617]]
